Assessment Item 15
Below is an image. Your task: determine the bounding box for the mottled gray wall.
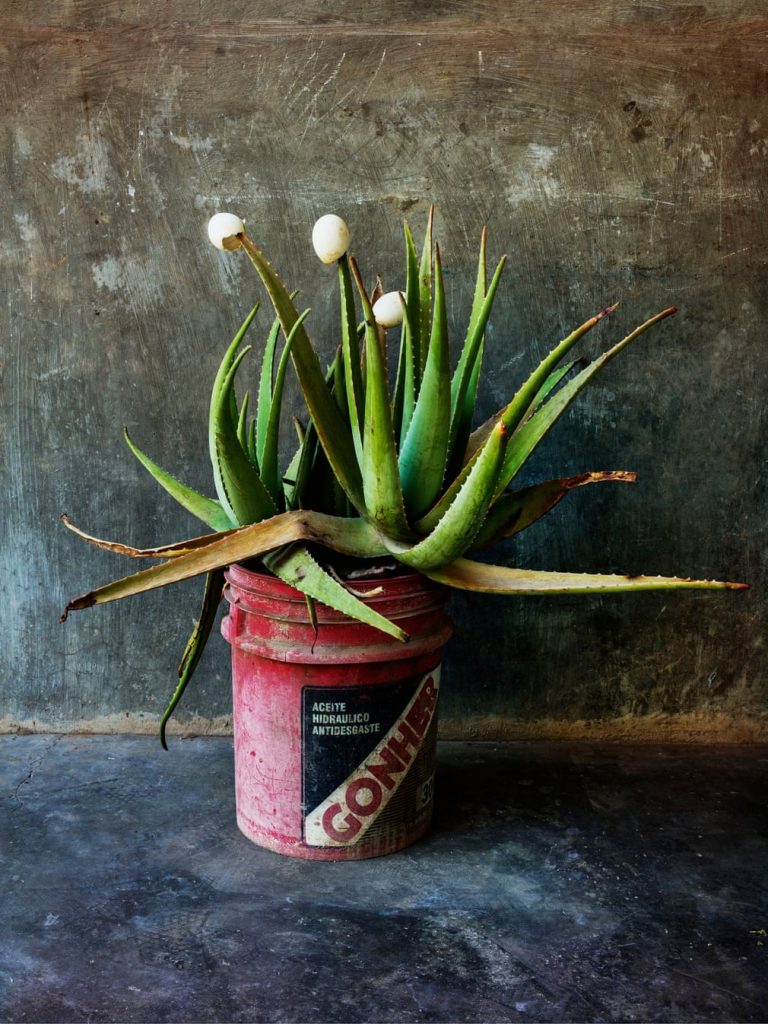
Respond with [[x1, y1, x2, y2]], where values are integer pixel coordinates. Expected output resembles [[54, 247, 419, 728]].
[[2, 2, 766, 739]]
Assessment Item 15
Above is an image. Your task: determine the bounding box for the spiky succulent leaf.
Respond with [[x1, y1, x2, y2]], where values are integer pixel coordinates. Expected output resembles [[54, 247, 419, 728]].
[[236, 391, 250, 456], [338, 256, 365, 465], [61, 510, 388, 617], [210, 348, 278, 524], [392, 222, 420, 439], [422, 558, 747, 595], [448, 252, 506, 465], [386, 421, 507, 570], [60, 513, 238, 559], [264, 544, 407, 642], [399, 244, 452, 519], [472, 471, 637, 549], [465, 304, 618, 462], [417, 206, 434, 384], [260, 309, 309, 506], [283, 418, 317, 511], [208, 305, 259, 488], [239, 234, 365, 513], [349, 258, 411, 541], [493, 308, 677, 500], [123, 430, 233, 531], [256, 312, 281, 469]]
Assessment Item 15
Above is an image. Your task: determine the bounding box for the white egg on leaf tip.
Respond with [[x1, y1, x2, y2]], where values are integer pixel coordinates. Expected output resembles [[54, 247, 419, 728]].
[[207, 212, 245, 251], [312, 214, 350, 264], [373, 291, 405, 328]]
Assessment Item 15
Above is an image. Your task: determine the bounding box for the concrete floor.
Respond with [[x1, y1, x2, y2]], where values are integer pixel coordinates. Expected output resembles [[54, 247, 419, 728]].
[[3, 736, 767, 1023]]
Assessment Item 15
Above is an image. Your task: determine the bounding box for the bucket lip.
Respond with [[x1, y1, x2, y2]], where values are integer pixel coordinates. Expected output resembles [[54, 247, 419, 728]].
[[225, 561, 443, 603]]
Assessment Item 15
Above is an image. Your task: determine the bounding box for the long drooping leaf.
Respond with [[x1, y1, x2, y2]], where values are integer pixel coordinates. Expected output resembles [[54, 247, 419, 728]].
[[399, 244, 452, 519], [472, 471, 637, 549], [61, 510, 387, 617], [260, 309, 309, 506], [159, 569, 225, 750], [349, 258, 411, 540], [264, 544, 408, 642], [386, 421, 507, 570], [493, 308, 676, 500], [239, 234, 365, 513], [123, 430, 233, 531], [423, 557, 747, 594], [464, 303, 618, 462], [60, 513, 238, 559]]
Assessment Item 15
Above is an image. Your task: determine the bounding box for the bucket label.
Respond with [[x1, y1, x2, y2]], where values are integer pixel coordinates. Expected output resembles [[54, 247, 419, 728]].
[[302, 668, 441, 848]]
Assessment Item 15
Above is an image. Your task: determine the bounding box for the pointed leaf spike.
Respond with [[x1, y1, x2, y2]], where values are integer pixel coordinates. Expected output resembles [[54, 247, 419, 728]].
[[417, 206, 434, 385]]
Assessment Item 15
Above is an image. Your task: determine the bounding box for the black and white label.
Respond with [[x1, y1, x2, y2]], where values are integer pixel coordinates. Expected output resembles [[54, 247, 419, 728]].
[[302, 668, 441, 847]]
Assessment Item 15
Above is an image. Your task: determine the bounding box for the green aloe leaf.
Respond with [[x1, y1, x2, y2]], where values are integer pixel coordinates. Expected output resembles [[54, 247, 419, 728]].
[[210, 347, 278, 525], [349, 258, 411, 541], [283, 418, 317, 511], [392, 222, 420, 440], [239, 235, 365, 513], [417, 205, 434, 385], [260, 309, 310, 506], [522, 359, 586, 423], [338, 256, 364, 465], [472, 471, 637, 549], [159, 568, 225, 750], [264, 544, 407, 642], [422, 557, 747, 595], [256, 312, 282, 469], [236, 390, 250, 455], [385, 421, 507, 571], [124, 429, 233, 531], [399, 244, 452, 520], [448, 251, 506, 465], [61, 510, 388, 617], [493, 308, 676, 501], [465, 303, 618, 463]]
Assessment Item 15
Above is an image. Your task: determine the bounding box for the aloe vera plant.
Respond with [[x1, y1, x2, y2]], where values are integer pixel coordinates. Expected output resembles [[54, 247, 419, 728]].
[[62, 208, 746, 745]]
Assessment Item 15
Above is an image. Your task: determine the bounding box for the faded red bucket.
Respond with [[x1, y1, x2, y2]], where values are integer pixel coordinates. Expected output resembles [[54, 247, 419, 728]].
[[221, 563, 453, 860]]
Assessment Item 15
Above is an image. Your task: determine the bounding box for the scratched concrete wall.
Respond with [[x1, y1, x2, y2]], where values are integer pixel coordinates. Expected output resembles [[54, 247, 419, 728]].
[[2, 2, 766, 740]]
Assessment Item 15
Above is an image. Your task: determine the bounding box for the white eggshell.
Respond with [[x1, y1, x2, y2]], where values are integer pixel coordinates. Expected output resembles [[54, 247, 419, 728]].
[[207, 212, 245, 251], [312, 214, 350, 264], [373, 291, 405, 328]]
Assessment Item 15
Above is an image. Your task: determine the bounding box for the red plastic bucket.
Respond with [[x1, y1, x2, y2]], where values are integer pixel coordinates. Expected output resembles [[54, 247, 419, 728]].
[[221, 563, 453, 860]]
